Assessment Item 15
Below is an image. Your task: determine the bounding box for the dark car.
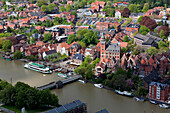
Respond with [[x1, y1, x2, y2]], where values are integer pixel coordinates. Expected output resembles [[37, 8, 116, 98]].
[[66, 62, 70, 64]]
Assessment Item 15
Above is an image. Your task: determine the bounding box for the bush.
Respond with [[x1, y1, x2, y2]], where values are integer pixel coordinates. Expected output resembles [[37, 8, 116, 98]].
[[0, 33, 13, 38], [13, 50, 22, 59]]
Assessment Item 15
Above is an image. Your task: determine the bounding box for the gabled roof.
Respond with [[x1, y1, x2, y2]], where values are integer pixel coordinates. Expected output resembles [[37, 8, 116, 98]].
[[143, 69, 162, 84], [44, 50, 57, 55], [72, 53, 85, 61], [106, 43, 120, 52], [149, 82, 168, 90]]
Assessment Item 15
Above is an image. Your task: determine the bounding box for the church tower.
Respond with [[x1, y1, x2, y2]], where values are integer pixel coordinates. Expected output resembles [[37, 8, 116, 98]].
[[100, 33, 106, 61]]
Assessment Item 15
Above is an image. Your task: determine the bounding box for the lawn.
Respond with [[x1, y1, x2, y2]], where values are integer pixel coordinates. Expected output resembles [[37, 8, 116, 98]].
[[1, 105, 53, 113]]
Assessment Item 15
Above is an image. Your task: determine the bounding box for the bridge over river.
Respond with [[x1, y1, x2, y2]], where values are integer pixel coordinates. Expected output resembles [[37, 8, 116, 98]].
[[37, 76, 81, 90]]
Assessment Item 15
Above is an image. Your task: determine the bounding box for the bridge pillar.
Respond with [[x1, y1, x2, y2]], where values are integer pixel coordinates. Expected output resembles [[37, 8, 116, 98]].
[[56, 81, 63, 89]]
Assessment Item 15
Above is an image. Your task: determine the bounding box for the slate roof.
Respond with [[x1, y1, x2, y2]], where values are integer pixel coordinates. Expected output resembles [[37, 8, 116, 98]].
[[44, 50, 57, 55], [149, 82, 168, 90], [106, 43, 120, 52], [32, 33, 41, 39], [70, 44, 81, 49], [44, 100, 84, 113], [72, 53, 85, 61], [96, 109, 109, 113], [143, 69, 162, 84], [162, 77, 170, 86], [29, 12, 42, 17]]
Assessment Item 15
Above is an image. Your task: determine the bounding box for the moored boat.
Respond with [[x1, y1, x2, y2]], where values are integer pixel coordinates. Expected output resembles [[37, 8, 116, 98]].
[[149, 100, 157, 104], [57, 73, 67, 78], [94, 84, 103, 88], [135, 97, 144, 102], [123, 91, 132, 96], [78, 80, 86, 84], [115, 90, 124, 95], [159, 104, 169, 109], [2, 55, 13, 61], [24, 62, 52, 74]]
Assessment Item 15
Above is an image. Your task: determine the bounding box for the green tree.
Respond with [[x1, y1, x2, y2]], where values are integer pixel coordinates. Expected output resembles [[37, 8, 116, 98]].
[[37, 0, 47, 7], [66, 4, 72, 12], [67, 34, 76, 44], [41, 5, 49, 12], [13, 50, 22, 59], [139, 26, 150, 35], [38, 89, 51, 106], [0, 85, 15, 105], [137, 16, 143, 23], [30, 37, 36, 44], [32, 29, 39, 34], [71, 11, 77, 18], [50, 0, 54, 3], [59, 5, 65, 12], [146, 47, 157, 56], [92, 58, 100, 68], [73, 1, 79, 10], [121, 47, 127, 53], [137, 86, 147, 97], [48, 3, 56, 12], [128, 4, 137, 13], [2, 40, 12, 51], [142, 5, 148, 12], [43, 33, 52, 42], [7, 27, 12, 33], [19, 7, 24, 11], [158, 40, 166, 49], [164, 4, 167, 9], [123, 35, 129, 42], [159, 30, 164, 38]]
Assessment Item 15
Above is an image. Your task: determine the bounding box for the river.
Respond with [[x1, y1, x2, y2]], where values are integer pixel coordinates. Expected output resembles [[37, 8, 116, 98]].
[[0, 56, 168, 113]]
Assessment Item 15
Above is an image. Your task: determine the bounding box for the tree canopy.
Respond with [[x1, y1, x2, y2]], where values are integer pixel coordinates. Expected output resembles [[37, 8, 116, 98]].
[[0, 80, 59, 109], [67, 34, 76, 44], [13, 50, 22, 59], [2, 40, 12, 51], [145, 47, 157, 56], [123, 35, 130, 42], [122, 8, 130, 18], [37, 0, 48, 7], [140, 16, 157, 30], [43, 33, 52, 42], [128, 4, 137, 13], [139, 25, 150, 35]]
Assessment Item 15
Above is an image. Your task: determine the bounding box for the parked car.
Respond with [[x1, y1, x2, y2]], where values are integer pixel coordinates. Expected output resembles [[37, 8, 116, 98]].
[[66, 62, 70, 64]]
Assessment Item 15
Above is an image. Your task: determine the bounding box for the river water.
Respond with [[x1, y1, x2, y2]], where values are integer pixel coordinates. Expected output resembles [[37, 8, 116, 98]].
[[0, 56, 168, 113]]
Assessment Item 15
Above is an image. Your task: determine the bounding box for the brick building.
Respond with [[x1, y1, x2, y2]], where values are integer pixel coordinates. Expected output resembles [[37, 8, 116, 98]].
[[147, 82, 169, 102], [126, 24, 140, 32], [100, 33, 121, 62]]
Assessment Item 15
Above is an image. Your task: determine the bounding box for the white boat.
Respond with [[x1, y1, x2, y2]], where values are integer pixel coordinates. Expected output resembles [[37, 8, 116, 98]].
[[115, 90, 124, 95], [57, 73, 67, 78], [159, 104, 169, 109], [24, 62, 52, 74], [123, 91, 132, 96], [135, 97, 144, 102], [149, 100, 157, 104], [94, 84, 103, 88], [78, 80, 86, 84]]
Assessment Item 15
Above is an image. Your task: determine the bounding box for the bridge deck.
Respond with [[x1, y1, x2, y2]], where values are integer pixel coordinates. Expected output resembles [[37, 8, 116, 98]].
[[61, 76, 81, 84], [37, 82, 56, 90], [37, 76, 81, 90]]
